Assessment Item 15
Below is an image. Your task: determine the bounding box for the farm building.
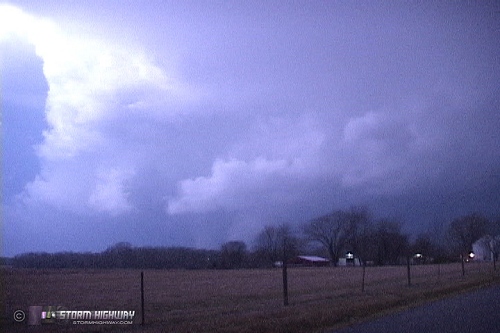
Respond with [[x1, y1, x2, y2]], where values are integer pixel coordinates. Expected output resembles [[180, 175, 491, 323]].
[[289, 255, 330, 267], [337, 252, 362, 266], [472, 235, 499, 261]]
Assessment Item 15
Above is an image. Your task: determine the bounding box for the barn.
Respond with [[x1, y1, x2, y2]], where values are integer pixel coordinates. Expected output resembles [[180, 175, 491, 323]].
[[289, 255, 330, 267]]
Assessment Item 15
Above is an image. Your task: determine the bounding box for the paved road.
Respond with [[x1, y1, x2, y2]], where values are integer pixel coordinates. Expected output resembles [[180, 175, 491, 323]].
[[333, 285, 500, 333]]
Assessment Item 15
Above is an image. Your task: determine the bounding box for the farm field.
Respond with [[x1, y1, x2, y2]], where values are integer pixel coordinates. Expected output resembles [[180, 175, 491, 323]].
[[2, 263, 499, 333]]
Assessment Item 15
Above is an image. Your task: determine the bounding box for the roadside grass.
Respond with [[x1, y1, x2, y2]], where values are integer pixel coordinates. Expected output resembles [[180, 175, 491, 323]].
[[1, 262, 499, 333]]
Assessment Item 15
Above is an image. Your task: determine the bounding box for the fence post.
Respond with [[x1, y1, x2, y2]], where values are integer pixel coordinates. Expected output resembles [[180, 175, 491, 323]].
[[361, 262, 366, 292], [282, 237, 289, 306], [406, 256, 411, 287], [282, 261, 289, 306], [141, 271, 145, 325]]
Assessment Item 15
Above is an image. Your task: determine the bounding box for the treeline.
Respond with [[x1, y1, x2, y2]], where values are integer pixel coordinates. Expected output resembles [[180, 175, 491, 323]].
[[254, 208, 439, 267], [9, 243, 219, 269], [7, 209, 499, 270], [298, 209, 498, 267], [253, 208, 499, 268], [9, 241, 281, 270]]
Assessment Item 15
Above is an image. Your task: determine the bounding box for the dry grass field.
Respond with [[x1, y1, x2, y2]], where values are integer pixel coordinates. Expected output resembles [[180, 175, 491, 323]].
[[2, 262, 499, 333]]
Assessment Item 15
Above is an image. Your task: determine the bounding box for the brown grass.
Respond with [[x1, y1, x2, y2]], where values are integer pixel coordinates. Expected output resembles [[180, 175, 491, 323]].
[[1, 263, 499, 333]]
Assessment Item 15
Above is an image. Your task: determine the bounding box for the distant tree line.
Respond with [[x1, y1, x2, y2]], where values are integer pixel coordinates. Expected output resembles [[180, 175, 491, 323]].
[[254, 208, 499, 268], [6, 210, 499, 270], [9, 243, 219, 270]]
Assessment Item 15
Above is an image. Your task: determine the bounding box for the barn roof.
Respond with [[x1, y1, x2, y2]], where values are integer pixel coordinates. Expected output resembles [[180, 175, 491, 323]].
[[297, 255, 329, 262]]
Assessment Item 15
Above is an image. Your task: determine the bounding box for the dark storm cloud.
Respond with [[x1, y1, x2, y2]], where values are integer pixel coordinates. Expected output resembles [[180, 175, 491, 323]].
[[2, 1, 499, 255]]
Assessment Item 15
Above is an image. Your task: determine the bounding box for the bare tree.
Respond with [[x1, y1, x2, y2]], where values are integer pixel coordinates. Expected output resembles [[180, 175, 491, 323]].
[[411, 233, 438, 264], [344, 207, 372, 263], [254, 226, 282, 265], [343, 207, 374, 292], [492, 236, 500, 270], [254, 224, 301, 266], [219, 241, 248, 269], [253, 223, 302, 305], [448, 213, 489, 257], [303, 210, 352, 266], [448, 213, 489, 275], [373, 220, 409, 266]]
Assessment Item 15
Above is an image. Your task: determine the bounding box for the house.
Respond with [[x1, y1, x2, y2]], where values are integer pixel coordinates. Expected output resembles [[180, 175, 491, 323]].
[[472, 235, 499, 261], [289, 255, 330, 267], [337, 252, 362, 266]]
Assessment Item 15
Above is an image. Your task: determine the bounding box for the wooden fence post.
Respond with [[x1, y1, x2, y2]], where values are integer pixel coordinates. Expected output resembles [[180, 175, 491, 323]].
[[141, 271, 145, 325], [282, 261, 289, 306], [361, 263, 366, 292], [407, 256, 411, 287], [282, 237, 289, 306]]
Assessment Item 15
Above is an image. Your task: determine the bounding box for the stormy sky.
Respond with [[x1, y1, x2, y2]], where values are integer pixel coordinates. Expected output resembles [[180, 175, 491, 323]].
[[1, 1, 499, 256]]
